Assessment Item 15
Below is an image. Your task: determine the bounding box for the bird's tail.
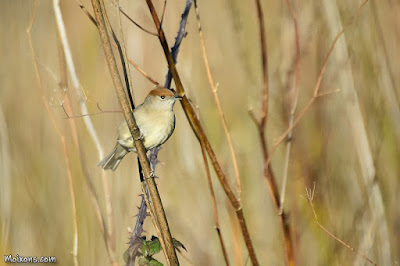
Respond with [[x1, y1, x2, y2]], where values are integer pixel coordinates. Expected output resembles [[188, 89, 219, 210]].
[[98, 144, 129, 171]]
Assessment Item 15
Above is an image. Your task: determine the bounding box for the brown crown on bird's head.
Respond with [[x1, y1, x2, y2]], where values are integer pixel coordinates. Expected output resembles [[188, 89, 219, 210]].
[[144, 88, 182, 108], [149, 88, 175, 97]]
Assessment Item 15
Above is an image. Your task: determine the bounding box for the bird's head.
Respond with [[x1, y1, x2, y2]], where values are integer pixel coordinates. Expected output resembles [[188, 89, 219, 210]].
[[144, 88, 183, 110]]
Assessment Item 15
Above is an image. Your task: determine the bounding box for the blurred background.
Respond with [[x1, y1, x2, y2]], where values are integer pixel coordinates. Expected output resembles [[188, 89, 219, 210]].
[[1, 0, 399, 265]]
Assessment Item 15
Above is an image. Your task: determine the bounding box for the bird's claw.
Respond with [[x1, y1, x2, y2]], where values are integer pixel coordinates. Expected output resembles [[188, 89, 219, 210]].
[[134, 132, 144, 141], [145, 170, 155, 180]]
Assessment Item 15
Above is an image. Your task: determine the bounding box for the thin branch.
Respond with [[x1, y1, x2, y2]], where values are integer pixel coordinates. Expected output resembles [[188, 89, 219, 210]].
[[115, 1, 136, 109], [254, 0, 269, 128], [75, 0, 161, 87], [58, 0, 106, 159], [99, 0, 134, 109], [27, 2, 78, 265], [58, 33, 119, 266], [193, 0, 242, 198], [126, 195, 148, 266], [164, 0, 193, 89], [265, 0, 369, 171], [90, 0, 179, 264], [146, 0, 259, 264], [250, 0, 296, 265], [42, 35, 118, 264], [199, 130, 230, 266], [158, 0, 168, 35], [61, 103, 122, 119], [76, 0, 97, 25], [119, 6, 158, 36], [304, 184, 377, 266], [316, 89, 340, 98], [279, 0, 301, 214], [126, 56, 161, 86], [53, 1, 119, 263]]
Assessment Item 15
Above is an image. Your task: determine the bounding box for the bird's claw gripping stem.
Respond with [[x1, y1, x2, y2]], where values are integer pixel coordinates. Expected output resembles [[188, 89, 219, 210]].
[[145, 170, 155, 180]]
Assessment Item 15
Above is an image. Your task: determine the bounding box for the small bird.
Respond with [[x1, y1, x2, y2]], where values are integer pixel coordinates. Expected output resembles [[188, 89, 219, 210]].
[[98, 88, 182, 171]]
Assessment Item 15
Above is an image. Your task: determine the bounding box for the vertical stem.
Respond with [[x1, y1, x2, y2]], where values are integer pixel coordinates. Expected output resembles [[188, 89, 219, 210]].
[[145, 0, 259, 264], [200, 143, 230, 266], [27, 3, 78, 264], [252, 0, 295, 264], [53, 0, 117, 262], [90, 0, 179, 264]]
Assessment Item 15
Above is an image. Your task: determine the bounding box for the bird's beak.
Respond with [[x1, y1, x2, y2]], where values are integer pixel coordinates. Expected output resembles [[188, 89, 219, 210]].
[[174, 95, 183, 100], [171, 88, 183, 100]]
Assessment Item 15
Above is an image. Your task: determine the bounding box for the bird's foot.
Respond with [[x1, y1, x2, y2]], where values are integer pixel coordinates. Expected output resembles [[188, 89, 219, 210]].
[[134, 132, 144, 141], [145, 170, 155, 180]]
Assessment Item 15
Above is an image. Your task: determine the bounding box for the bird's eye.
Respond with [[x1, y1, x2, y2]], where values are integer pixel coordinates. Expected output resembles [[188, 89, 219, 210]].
[[160, 96, 165, 99]]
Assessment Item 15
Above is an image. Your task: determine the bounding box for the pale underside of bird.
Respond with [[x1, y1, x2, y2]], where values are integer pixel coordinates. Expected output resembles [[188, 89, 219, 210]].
[[98, 88, 181, 171]]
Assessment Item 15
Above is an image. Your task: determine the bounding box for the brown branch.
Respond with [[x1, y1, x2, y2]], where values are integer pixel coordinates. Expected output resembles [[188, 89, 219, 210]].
[[119, 7, 158, 36], [145, 0, 259, 264], [199, 136, 230, 266], [90, 0, 179, 265], [158, 0, 168, 35], [125, 56, 161, 86], [250, 0, 295, 265], [254, 0, 269, 128], [304, 184, 377, 266], [250, 109, 295, 266], [265, 0, 369, 169]]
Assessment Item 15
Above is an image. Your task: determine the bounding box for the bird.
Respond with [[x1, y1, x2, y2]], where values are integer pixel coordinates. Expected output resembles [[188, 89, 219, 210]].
[[98, 88, 182, 171]]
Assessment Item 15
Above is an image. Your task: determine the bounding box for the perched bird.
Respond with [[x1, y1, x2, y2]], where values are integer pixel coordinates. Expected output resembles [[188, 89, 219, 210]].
[[98, 88, 182, 171]]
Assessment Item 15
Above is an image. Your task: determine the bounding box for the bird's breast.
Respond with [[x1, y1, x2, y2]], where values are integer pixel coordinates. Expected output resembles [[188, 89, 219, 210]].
[[134, 108, 176, 150]]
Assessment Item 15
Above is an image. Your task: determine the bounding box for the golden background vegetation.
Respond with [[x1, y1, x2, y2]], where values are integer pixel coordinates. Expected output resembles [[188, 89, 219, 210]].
[[0, 0, 399, 265]]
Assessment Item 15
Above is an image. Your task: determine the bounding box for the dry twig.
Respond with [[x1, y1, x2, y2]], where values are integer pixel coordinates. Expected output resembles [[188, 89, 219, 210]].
[[199, 143, 230, 266], [119, 6, 157, 36], [249, 0, 295, 264], [303, 184, 377, 266], [61, 103, 122, 119], [279, 0, 301, 214], [194, 0, 242, 199]]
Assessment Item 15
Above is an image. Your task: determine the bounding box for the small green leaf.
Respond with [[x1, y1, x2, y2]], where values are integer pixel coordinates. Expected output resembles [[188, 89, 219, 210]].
[[138, 257, 163, 266], [142, 241, 150, 256], [138, 257, 151, 266], [149, 258, 163, 266], [123, 249, 130, 263], [147, 237, 162, 256]]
